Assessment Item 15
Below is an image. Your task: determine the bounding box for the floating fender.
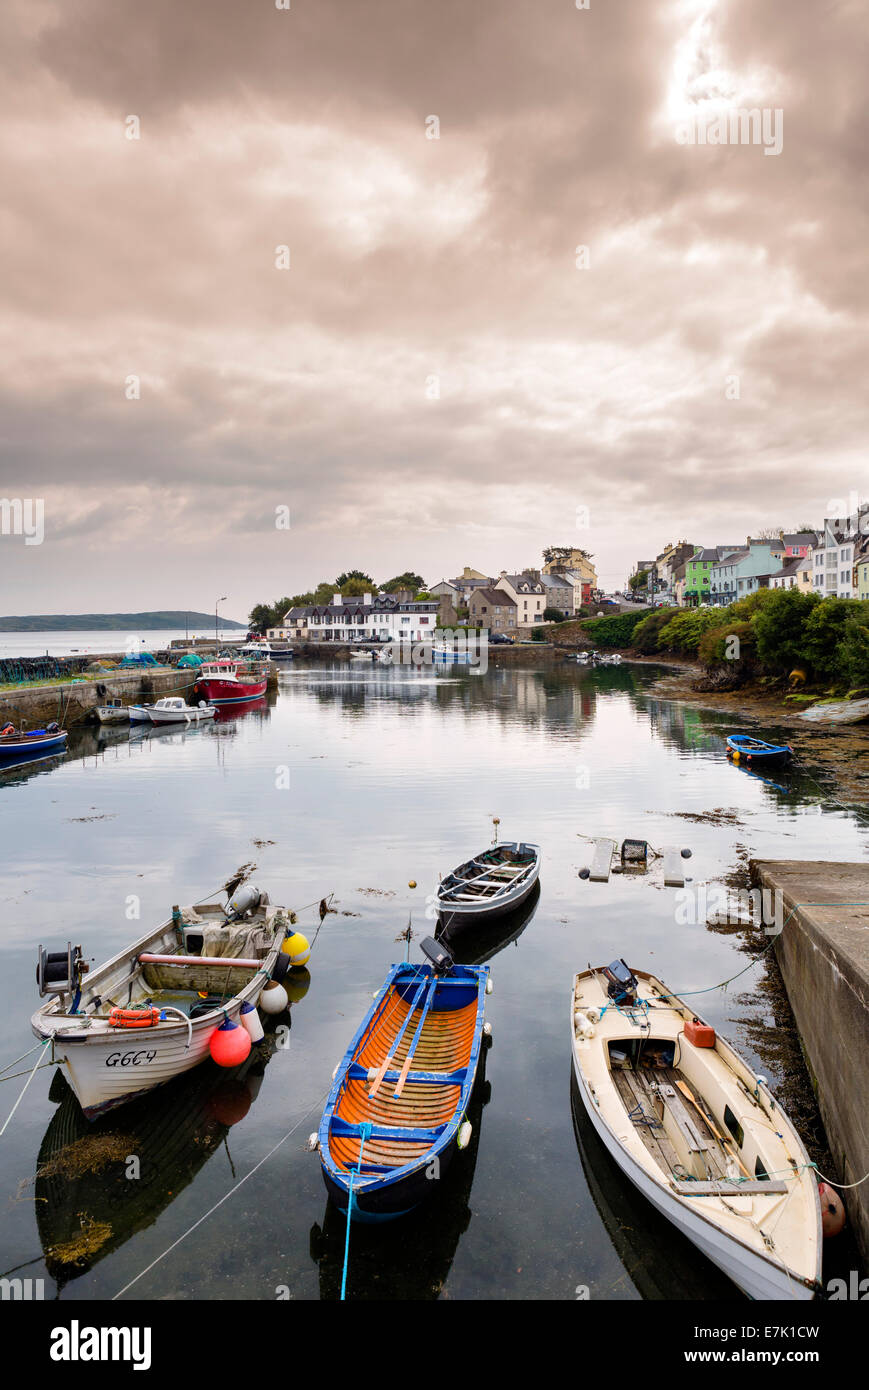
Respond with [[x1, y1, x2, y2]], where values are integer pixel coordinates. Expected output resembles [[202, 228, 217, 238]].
[[457, 1121, 473, 1150], [239, 1000, 264, 1044], [271, 951, 291, 984], [259, 980, 289, 1015], [485, 977, 493, 995], [209, 1018, 252, 1067], [819, 1182, 846, 1238], [280, 931, 311, 967]]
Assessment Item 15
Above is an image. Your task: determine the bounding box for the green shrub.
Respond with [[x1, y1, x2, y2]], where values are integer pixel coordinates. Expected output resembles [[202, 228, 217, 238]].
[[581, 611, 647, 648], [802, 598, 853, 680], [697, 619, 757, 666], [752, 588, 819, 672], [531, 627, 546, 642], [657, 608, 727, 654], [836, 603, 869, 687], [632, 610, 674, 653]]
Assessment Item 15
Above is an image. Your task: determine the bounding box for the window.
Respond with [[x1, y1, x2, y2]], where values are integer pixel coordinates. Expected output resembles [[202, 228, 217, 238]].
[[723, 1105, 744, 1149]]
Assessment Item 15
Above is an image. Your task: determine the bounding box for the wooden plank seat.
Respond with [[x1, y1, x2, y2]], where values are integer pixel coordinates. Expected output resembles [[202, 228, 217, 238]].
[[672, 1179, 789, 1196], [331, 1117, 447, 1143], [347, 1063, 468, 1086]]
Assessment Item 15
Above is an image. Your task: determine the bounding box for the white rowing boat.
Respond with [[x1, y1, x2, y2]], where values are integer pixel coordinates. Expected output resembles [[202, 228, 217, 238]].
[[436, 841, 541, 928], [570, 962, 822, 1299], [32, 884, 294, 1117]]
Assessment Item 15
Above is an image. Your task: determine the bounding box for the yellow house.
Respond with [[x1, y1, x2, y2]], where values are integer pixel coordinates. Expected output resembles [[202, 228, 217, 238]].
[[542, 548, 597, 586], [856, 556, 869, 601]]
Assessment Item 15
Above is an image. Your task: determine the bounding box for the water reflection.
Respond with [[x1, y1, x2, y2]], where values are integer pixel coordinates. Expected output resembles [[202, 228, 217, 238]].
[[34, 1017, 294, 1292]]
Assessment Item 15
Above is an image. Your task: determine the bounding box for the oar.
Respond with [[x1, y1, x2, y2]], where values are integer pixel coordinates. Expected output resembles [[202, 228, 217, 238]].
[[675, 1079, 752, 1179], [393, 979, 437, 1098], [368, 977, 428, 1099]]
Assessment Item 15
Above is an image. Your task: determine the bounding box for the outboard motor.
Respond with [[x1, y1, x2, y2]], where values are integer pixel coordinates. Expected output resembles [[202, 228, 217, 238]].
[[36, 942, 88, 998], [602, 958, 638, 1007], [420, 935, 455, 975], [225, 883, 262, 921]]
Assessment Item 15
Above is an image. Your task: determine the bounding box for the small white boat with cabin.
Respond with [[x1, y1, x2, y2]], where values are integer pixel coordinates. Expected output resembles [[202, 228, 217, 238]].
[[146, 696, 216, 724], [570, 961, 822, 1300], [31, 884, 295, 1117]]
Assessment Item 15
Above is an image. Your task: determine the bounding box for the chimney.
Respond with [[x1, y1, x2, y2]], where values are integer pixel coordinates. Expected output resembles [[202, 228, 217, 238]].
[[333, 592, 342, 606], [363, 592, 372, 605]]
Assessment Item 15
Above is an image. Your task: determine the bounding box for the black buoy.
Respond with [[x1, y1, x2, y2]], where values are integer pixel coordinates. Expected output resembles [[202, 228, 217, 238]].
[[681, 848, 692, 859], [578, 867, 590, 880]]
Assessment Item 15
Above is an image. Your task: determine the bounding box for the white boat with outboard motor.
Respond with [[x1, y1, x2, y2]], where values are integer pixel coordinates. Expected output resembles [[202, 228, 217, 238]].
[[31, 882, 297, 1116], [570, 960, 823, 1300]]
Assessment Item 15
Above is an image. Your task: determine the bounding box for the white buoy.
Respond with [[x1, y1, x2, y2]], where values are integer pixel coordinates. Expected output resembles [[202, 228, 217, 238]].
[[305, 1133, 319, 1152], [259, 980, 288, 1015], [482, 1021, 492, 1037], [485, 977, 493, 995], [457, 1121, 473, 1150], [239, 1000, 264, 1044]]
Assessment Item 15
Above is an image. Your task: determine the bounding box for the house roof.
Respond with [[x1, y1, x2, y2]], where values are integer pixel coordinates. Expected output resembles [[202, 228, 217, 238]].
[[472, 588, 517, 608], [500, 574, 545, 592]]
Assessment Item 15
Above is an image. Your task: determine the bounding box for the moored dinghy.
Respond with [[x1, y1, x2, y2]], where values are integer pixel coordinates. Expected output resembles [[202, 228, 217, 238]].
[[32, 882, 297, 1117], [726, 733, 793, 763], [318, 936, 490, 1220], [570, 961, 822, 1299], [436, 830, 541, 929]]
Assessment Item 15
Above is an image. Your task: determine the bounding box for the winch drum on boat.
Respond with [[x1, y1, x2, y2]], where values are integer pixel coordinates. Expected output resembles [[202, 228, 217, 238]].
[[36, 943, 87, 997]]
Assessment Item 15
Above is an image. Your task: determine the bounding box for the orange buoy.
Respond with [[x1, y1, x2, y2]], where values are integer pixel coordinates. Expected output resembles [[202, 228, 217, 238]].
[[209, 1018, 252, 1068], [818, 1182, 846, 1238]]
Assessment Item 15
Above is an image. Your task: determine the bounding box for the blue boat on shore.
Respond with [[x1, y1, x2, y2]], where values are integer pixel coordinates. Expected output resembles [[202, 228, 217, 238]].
[[725, 733, 793, 764], [318, 939, 490, 1222], [0, 722, 68, 768]]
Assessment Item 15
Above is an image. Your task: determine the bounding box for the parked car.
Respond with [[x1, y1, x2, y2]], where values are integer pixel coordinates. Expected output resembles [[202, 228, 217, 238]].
[[489, 633, 513, 645]]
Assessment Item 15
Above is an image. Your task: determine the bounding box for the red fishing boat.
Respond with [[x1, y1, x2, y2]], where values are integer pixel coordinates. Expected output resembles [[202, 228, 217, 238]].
[[193, 659, 268, 706]]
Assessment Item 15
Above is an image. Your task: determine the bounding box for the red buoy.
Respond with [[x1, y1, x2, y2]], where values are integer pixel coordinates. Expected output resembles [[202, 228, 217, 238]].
[[818, 1182, 846, 1238], [209, 1018, 252, 1068]]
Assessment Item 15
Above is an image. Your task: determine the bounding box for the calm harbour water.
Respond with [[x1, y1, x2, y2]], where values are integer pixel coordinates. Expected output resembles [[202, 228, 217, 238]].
[[0, 660, 865, 1301]]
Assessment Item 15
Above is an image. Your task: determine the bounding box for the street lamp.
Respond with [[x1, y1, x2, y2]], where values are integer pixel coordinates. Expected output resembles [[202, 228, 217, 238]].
[[215, 596, 227, 646]]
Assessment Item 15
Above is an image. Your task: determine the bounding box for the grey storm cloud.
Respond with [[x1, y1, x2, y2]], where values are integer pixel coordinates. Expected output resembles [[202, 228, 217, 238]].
[[0, 0, 866, 613]]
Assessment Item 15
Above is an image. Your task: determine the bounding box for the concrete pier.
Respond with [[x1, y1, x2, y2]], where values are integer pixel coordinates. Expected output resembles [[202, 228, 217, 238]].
[[752, 859, 869, 1264], [0, 664, 278, 728]]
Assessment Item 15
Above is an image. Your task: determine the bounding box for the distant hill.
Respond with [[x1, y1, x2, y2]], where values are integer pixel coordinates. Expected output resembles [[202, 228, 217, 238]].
[[0, 611, 247, 632]]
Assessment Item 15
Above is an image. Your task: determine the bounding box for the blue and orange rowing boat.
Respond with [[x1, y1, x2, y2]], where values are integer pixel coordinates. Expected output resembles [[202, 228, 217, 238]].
[[725, 733, 793, 764], [318, 938, 490, 1221]]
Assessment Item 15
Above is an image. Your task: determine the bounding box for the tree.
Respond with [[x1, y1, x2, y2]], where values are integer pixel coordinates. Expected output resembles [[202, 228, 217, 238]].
[[382, 572, 426, 593], [629, 570, 649, 592], [340, 577, 374, 597], [336, 570, 374, 588], [543, 546, 593, 565], [543, 606, 566, 623], [248, 603, 275, 635], [753, 589, 819, 672]]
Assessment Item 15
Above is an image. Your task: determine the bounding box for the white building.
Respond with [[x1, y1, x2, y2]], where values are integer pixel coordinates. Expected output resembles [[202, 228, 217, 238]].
[[811, 507, 869, 599], [495, 572, 546, 627], [275, 592, 440, 643]]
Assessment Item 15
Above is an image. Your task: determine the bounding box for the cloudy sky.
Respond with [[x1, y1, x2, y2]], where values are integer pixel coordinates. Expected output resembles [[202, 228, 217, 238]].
[[1, 0, 866, 620]]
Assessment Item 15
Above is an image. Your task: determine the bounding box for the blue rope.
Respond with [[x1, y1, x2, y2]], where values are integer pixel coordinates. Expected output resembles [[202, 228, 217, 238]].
[[340, 1121, 372, 1301]]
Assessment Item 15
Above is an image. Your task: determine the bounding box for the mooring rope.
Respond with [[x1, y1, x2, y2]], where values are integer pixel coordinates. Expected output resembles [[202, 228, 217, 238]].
[[340, 1122, 372, 1302], [0, 1040, 50, 1138]]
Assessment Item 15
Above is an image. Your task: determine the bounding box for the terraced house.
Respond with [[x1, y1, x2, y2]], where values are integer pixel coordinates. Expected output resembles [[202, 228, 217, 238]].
[[811, 508, 869, 599], [467, 586, 517, 634], [495, 572, 546, 627], [685, 545, 742, 605], [708, 540, 782, 606]]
